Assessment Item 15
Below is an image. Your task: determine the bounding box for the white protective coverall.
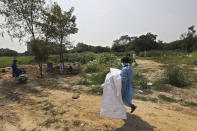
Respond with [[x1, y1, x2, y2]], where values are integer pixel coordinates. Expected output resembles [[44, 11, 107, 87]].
[[100, 68, 127, 119]]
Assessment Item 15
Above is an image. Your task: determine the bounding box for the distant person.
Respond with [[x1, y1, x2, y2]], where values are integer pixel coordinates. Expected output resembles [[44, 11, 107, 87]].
[[132, 51, 137, 65], [12, 60, 21, 78], [60, 60, 64, 73], [121, 57, 136, 113]]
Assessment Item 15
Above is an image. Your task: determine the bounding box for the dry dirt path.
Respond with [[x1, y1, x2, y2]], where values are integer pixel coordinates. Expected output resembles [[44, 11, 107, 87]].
[[0, 85, 197, 131]]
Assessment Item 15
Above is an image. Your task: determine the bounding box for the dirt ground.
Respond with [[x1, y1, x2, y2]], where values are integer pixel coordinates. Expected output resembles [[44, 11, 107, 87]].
[[0, 60, 197, 131]]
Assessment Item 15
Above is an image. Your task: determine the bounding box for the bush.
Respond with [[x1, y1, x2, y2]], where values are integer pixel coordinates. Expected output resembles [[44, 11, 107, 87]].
[[90, 68, 110, 84], [84, 60, 104, 73], [164, 64, 189, 87], [133, 72, 149, 89]]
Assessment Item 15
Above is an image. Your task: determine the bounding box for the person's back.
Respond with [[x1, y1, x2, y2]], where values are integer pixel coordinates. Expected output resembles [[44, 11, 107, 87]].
[[12, 60, 20, 77], [120, 57, 136, 113]]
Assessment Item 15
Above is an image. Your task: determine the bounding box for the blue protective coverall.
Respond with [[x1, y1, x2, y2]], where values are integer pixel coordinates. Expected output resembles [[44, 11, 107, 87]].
[[120, 65, 135, 107], [12, 63, 21, 77]]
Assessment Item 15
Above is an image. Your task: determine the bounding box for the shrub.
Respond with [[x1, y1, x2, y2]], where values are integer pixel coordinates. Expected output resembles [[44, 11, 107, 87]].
[[97, 53, 117, 64], [84, 60, 104, 73], [164, 64, 189, 87], [133, 72, 149, 89], [90, 68, 110, 84]]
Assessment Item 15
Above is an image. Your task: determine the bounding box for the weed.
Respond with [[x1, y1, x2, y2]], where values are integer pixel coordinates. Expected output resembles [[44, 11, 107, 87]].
[[32, 128, 36, 131], [76, 78, 90, 86], [158, 95, 177, 102], [62, 127, 70, 131], [153, 80, 172, 92], [164, 64, 189, 87], [84, 60, 104, 73], [60, 111, 67, 115], [148, 98, 158, 103], [133, 72, 149, 89], [135, 96, 148, 101], [90, 68, 110, 85], [42, 118, 59, 128], [50, 110, 57, 117], [135, 96, 158, 103], [89, 86, 103, 95], [42, 102, 54, 111], [183, 102, 197, 107], [55, 125, 61, 129]]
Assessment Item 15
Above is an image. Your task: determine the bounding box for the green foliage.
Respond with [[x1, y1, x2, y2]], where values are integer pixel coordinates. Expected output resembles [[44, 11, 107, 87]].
[[97, 53, 118, 65], [158, 95, 177, 102], [133, 72, 149, 89], [90, 68, 110, 85], [76, 78, 90, 86], [0, 0, 45, 40], [0, 56, 34, 68], [89, 86, 103, 94], [64, 52, 97, 64], [153, 80, 172, 92], [63, 127, 70, 131], [31, 40, 50, 63], [40, 2, 78, 61], [84, 60, 104, 73], [41, 118, 58, 128], [72, 42, 110, 53], [164, 64, 189, 87], [183, 101, 197, 107], [136, 96, 158, 103], [0, 48, 18, 56]]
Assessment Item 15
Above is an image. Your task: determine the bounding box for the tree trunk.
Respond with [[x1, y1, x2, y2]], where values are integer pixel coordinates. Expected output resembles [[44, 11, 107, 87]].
[[39, 62, 43, 78]]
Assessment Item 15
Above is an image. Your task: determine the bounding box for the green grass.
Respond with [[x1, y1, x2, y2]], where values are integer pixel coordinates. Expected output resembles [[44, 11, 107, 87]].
[[0, 56, 35, 68], [145, 50, 197, 65], [153, 80, 172, 92], [62, 127, 70, 131], [133, 72, 149, 89], [158, 95, 177, 102], [135, 96, 148, 101], [55, 125, 61, 129], [183, 101, 197, 107], [76, 78, 90, 86], [164, 64, 190, 87], [135, 96, 158, 103], [41, 118, 59, 128], [89, 86, 103, 94]]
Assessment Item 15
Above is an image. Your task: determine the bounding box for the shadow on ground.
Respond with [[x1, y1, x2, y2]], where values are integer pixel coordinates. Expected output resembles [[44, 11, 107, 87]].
[[113, 114, 155, 131]]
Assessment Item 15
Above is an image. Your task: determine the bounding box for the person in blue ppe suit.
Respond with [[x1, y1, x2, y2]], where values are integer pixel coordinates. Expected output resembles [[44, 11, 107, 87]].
[[120, 56, 136, 113], [12, 60, 21, 77]]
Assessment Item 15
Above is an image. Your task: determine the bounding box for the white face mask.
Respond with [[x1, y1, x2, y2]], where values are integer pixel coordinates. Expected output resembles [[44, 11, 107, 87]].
[[121, 63, 125, 67]]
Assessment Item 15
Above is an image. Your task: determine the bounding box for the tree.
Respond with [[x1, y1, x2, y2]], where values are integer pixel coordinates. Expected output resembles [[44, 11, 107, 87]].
[[31, 39, 50, 77], [112, 35, 132, 52], [133, 33, 158, 51], [39, 2, 78, 61], [0, 0, 45, 41], [0, 48, 18, 56], [180, 25, 197, 53]]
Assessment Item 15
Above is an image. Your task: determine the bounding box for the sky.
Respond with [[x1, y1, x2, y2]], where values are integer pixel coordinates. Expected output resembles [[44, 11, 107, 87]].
[[0, 0, 197, 52]]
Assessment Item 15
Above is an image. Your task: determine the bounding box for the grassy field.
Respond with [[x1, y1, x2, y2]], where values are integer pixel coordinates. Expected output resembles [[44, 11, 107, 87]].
[[138, 50, 197, 65], [0, 56, 35, 68]]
